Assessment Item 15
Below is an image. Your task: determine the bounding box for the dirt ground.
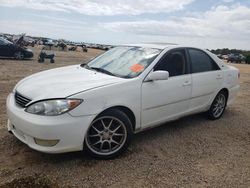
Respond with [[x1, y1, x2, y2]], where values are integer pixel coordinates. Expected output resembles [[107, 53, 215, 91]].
[[0, 47, 250, 188]]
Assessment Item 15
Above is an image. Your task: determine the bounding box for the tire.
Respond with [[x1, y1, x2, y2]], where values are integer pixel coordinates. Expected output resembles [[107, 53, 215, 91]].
[[14, 51, 24, 60], [38, 58, 44, 63], [207, 91, 227, 120], [84, 109, 133, 159]]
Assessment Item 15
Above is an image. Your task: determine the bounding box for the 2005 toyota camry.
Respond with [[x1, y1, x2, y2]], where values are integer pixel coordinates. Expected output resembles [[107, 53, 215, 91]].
[[6, 44, 240, 159]]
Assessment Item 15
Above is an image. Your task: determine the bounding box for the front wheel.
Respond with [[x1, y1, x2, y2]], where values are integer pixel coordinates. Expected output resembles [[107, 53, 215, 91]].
[[14, 51, 24, 60], [207, 91, 227, 120], [84, 109, 133, 159]]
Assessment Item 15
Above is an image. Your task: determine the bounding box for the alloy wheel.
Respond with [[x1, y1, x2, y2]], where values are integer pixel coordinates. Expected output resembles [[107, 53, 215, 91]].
[[86, 116, 127, 156], [212, 93, 226, 118], [14, 52, 24, 60]]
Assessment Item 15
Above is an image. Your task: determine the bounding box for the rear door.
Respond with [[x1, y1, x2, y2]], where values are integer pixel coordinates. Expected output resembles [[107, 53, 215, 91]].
[[187, 48, 223, 111]]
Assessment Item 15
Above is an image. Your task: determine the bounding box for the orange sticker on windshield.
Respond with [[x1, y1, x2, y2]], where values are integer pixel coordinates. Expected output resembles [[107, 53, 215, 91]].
[[130, 64, 144, 73]]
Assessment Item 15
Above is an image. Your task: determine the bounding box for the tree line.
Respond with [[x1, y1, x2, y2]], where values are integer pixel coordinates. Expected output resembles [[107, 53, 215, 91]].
[[210, 48, 250, 56]]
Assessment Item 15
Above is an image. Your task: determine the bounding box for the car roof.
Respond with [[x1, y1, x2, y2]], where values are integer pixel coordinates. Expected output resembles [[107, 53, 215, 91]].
[[122, 43, 180, 50]]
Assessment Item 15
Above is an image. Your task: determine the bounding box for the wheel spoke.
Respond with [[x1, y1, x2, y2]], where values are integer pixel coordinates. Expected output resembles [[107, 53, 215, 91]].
[[216, 98, 220, 104], [111, 138, 120, 146], [214, 108, 220, 116], [101, 119, 106, 129], [89, 133, 100, 137], [92, 140, 101, 146], [108, 119, 113, 129], [92, 125, 101, 133], [111, 124, 121, 133], [213, 106, 218, 112], [100, 141, 104, 150], [108, 141, 112, 151], [113, 133, 124, 137]]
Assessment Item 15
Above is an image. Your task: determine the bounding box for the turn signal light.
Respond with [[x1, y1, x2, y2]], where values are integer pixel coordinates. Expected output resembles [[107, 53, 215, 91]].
[[34, 138, 59, 147]]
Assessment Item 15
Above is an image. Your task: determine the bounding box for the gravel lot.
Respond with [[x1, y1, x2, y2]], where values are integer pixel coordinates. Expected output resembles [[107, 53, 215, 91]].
[[0, 47, 250, 187]]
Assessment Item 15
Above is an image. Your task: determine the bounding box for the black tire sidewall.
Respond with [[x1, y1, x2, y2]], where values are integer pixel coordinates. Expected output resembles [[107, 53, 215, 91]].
[[84, 109, 133, 159]]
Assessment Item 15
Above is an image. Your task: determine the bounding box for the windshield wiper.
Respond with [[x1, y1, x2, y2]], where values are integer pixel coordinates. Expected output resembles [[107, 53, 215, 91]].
[[83, 64, 126, 78], [81, 64, 90, 68], [88, 66, 115, 76]]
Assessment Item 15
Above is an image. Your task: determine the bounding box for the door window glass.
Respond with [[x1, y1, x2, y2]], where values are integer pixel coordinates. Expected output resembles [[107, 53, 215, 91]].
[[154, 49, 187, 77], [188, 49, 220, 73]]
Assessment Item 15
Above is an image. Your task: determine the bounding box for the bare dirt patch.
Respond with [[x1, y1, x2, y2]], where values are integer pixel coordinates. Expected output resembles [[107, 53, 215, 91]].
[[0, 48, 250, 187], [0, 174, 59, 188]]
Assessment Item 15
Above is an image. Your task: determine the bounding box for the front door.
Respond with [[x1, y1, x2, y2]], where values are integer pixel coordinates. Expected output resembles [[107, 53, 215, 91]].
[[141, 48, 192, 128]]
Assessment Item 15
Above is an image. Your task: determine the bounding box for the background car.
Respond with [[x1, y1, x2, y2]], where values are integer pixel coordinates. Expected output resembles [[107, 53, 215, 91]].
[[227, 53, 245, 63], [0, 37, 33, 60]]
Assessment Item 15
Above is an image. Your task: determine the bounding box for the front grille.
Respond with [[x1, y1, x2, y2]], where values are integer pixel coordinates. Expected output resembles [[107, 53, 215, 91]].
[[15, 92, 31, 108]]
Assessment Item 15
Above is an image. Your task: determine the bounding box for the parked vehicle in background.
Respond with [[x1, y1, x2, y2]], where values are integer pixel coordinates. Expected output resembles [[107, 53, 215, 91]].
[[222, 55, 229, 60], [246, 55, 250, 64], [216, 54, 223, 59], [13, 35, 35, 47], [38, 47, 55, 63], [6, 44, 240, 159], [0, 37, 33, 60], [227, 53, 245, 63], [81, 44, 88, 52]]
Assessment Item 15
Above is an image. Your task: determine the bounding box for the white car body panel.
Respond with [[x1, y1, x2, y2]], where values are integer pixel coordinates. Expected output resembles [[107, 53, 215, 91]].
[[7, 93, 96, 153], [6, 44, 240, 153], [141, 74, 192, 128], [189, 70, 223, 112], [14, 65, 124, 101]]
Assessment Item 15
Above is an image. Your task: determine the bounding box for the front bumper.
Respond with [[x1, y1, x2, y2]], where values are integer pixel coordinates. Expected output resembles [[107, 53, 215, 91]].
[[6, 93, 95, 153]]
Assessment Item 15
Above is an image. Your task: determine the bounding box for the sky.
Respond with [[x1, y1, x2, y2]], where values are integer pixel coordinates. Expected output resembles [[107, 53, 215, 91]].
[[0, 0, 249, 50]]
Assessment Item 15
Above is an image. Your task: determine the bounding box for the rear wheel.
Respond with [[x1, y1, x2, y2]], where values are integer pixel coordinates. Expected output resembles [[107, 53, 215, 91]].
[[14, 51, 24, 60], [84, 109, 133, 159], [207, 91, 227, 120]]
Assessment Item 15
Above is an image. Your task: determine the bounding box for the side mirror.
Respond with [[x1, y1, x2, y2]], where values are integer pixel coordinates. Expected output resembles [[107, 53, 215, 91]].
[[145, 70, 169, 81]]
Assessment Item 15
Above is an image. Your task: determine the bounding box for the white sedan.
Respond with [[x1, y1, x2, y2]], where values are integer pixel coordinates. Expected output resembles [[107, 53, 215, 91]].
[[6, 44, 240, 159]]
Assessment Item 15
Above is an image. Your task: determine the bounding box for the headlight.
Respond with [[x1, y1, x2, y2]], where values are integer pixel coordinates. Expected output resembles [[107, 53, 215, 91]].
[[25, 99, 82, 116]]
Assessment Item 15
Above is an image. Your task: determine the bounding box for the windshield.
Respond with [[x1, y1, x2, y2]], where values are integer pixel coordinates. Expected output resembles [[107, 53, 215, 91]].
[[0, 37, 12, 45], [85, 46, 161, 78]]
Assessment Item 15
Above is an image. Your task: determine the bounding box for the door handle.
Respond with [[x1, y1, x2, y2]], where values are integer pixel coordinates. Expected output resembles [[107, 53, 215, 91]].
[[183, 80, 191, 86], [216, 74, 223, 79]]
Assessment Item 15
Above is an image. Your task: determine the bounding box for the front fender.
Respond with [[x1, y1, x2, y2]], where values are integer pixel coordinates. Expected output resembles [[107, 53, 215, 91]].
[[68, 80, 142, 130]]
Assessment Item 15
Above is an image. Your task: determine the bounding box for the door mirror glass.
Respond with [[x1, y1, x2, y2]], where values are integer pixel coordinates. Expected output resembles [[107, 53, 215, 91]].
[[145, 70, 169, 81]]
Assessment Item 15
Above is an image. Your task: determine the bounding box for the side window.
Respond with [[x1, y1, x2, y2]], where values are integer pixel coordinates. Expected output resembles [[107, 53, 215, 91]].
[[188, 49, 220, 73], [154, 49, 187, 77]]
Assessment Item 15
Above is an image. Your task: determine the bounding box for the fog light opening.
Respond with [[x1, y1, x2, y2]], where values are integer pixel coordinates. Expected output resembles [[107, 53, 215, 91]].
[[34, 138, 59, 147]]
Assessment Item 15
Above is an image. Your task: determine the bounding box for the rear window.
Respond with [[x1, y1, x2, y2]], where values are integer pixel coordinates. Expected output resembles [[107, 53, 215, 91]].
[[188, 49, 220, 73]]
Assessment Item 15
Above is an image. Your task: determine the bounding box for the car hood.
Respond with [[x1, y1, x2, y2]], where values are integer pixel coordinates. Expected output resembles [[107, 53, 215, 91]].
[[15, 65, 124, 101]]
